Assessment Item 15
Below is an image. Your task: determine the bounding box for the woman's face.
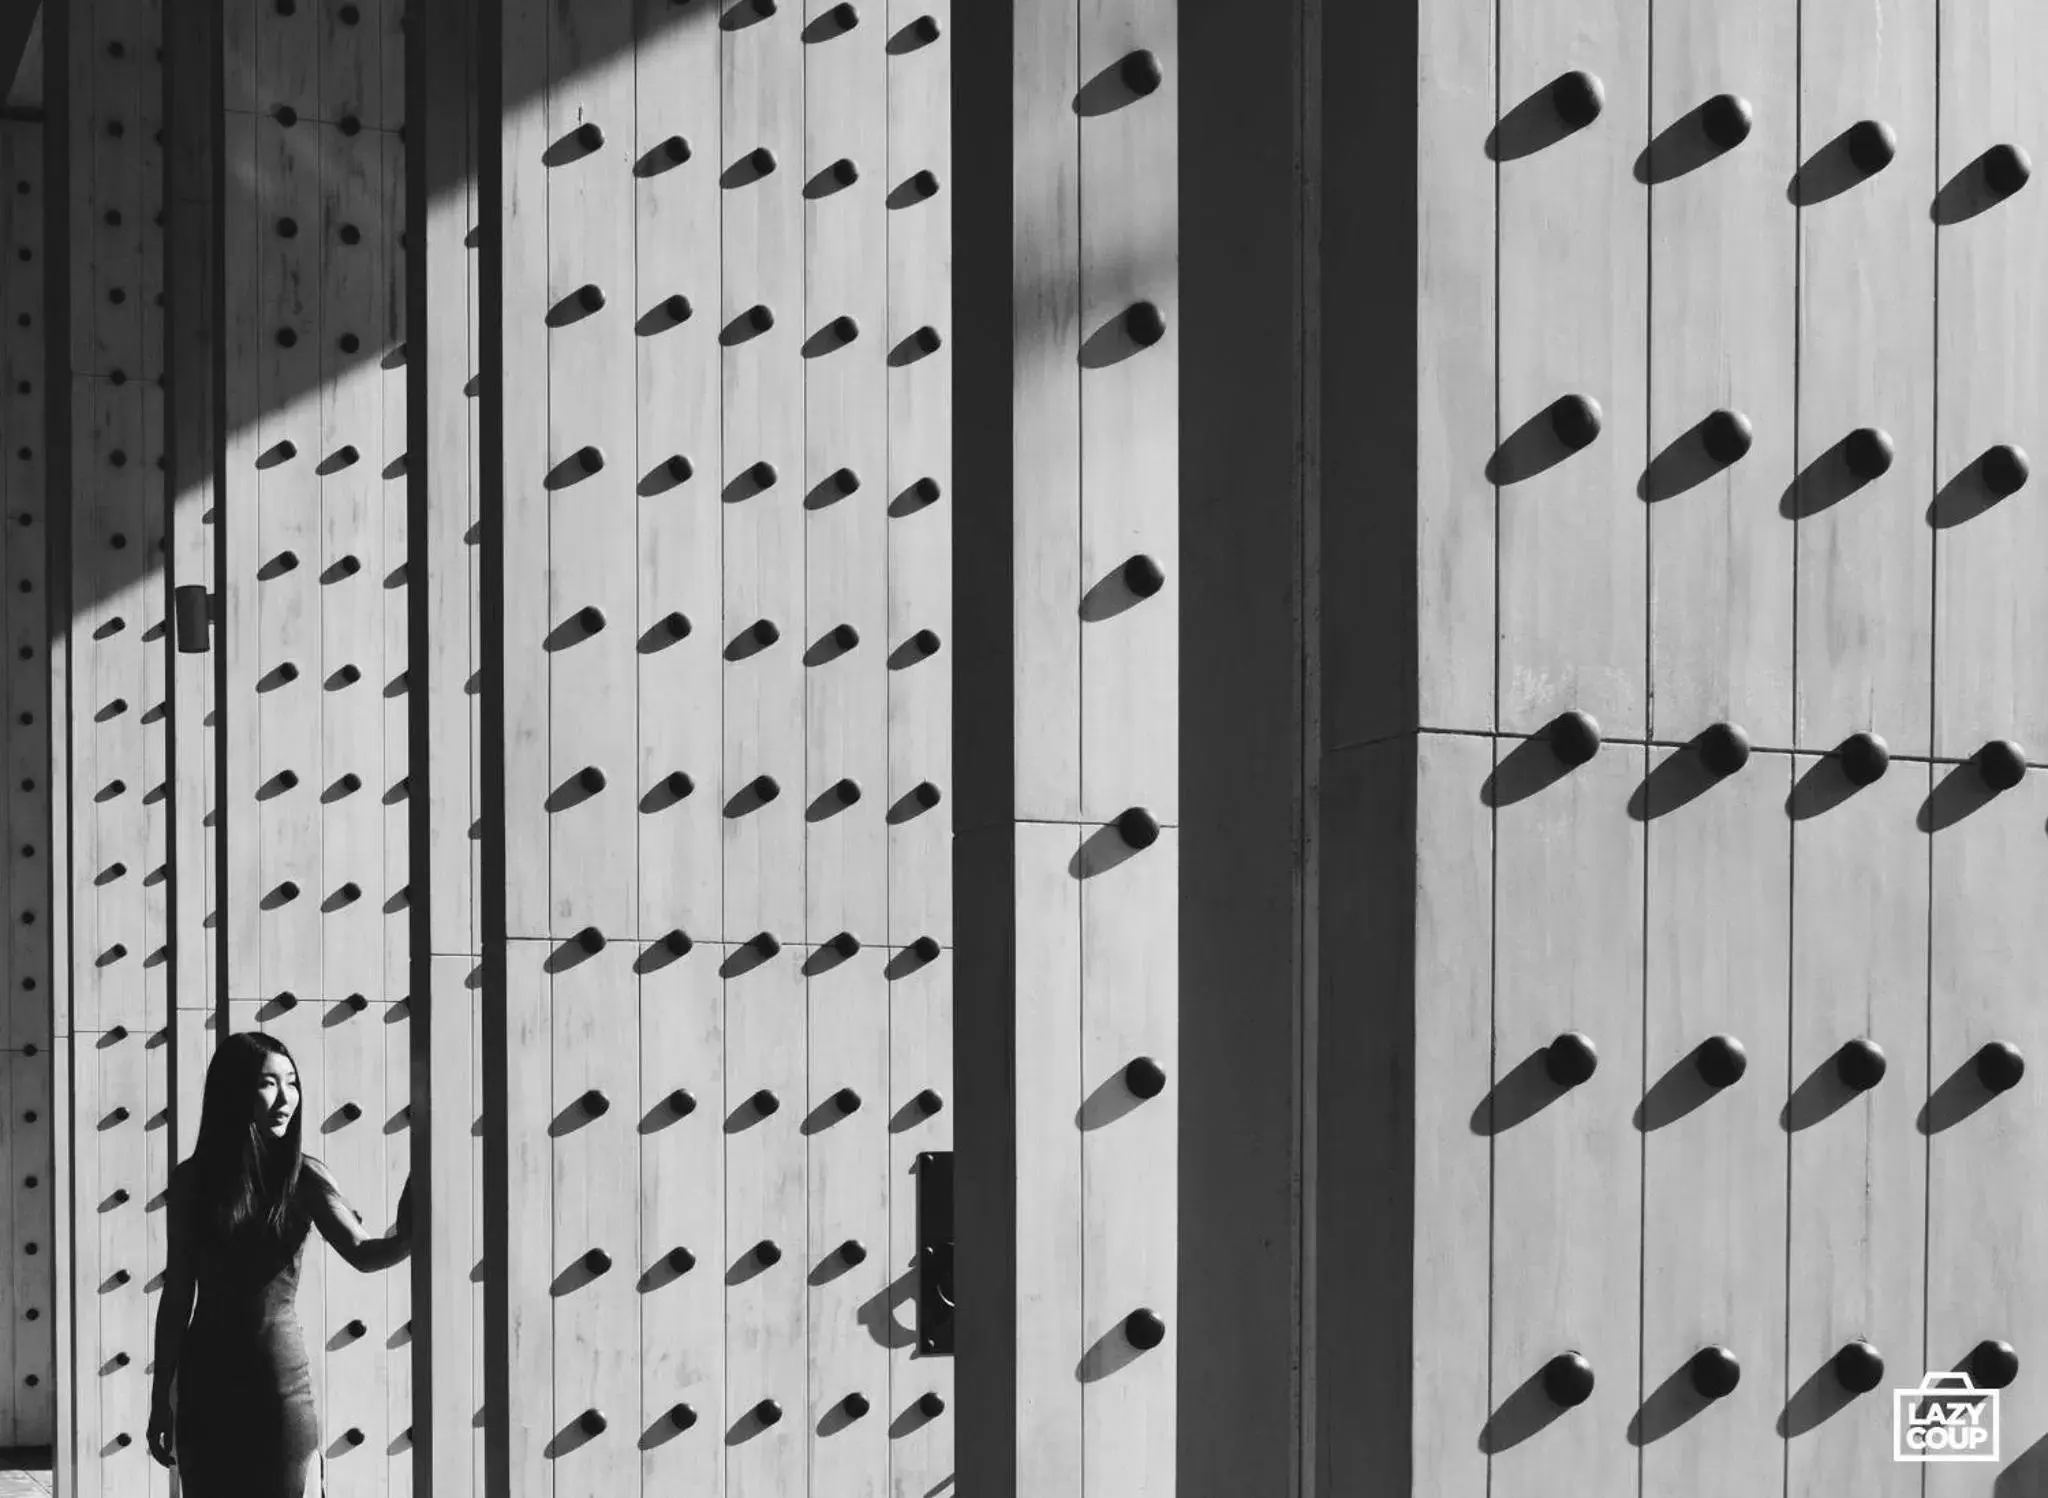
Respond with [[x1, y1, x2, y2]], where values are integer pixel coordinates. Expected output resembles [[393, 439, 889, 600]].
[[253, 1053, 299, 1138]]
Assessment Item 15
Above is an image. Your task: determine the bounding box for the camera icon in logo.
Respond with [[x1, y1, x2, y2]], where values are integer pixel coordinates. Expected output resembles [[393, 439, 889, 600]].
[[1894, 1371, 1999, 1463]]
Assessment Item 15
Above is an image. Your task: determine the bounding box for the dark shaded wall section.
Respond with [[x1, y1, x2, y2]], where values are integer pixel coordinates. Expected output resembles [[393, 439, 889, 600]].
[[1179, 0, 1309, 1492], [1315, 0, 1424, 1492], [955, 0, 1314, 1490], [948, 0, 1017, 1485]]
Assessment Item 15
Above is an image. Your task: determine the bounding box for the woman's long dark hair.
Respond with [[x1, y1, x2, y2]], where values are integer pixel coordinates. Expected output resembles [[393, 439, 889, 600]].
[[190, 1030, 310, 1257]]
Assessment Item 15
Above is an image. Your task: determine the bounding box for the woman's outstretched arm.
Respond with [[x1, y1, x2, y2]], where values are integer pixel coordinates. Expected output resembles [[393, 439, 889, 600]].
[[302, 1156, 414, 1272]]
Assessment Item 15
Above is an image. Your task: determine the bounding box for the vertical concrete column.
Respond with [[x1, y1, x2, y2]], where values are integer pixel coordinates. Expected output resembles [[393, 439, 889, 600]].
[[47, 0, 172, 1488], [0, 102, 54, 1451], [954, 0, 1187, 1491]]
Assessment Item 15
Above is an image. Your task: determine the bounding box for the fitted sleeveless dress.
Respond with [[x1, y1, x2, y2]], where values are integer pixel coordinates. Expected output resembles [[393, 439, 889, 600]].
[[173, 1175, 323, 1497]]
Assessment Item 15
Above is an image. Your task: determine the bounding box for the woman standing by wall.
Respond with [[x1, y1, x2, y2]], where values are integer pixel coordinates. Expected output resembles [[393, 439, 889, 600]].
[[142, 1030, 413, 1495]]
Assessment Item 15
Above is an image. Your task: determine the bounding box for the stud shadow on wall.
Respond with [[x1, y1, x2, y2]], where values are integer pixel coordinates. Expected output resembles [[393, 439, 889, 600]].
[[1786, 732, 1892, 821], [323, 1317, 373, 1354], [806, 1237, 867, 1289], [542, 606, 606, 652], [1075, 1308, 1166, 1384], [1917, 742, 2026, 833], [317, 995, 370, 1032], [1638, 409, 1752, 503], [630, 930, 696, 979], [882, 938, 943, 980], [798, 0, 859, 42], [1928, 444, 2030, 529], [719, 0, 778, 33], [888, 476, 942, 517], [1486, 393, 1601, 487], [547, 1086, 613, 1139], [888, 324, 945, 366], [640, 771, 696, 815], [543, 444, 606, 490], [1068, 808, 1160, 880], [1485, 70, 1603, 162], [547, 1247, 612, 1299], [1783, 1038, 1889, 1132], [801, 934, 860, 976], [724, 1399, 787, 1446], [886, 12, 941, 54], [886, 169, 942, 210], [541, 119, 608, 169], [886, 782, 942, 824], [722, 459, 778, 504], [1074, 1055, 1165, 1132], [1932, 142, 2032, 226], [1479, 1361, 1575, 1452], [1918, 1041, 2026, 1136], [720, 304, 776, 346], [1778, 426, 1894, 519], [1073, 47, 1164, 118], [639, 455, 694, 497], [887, 1394, 947, 1440], [723, 772, 780, 817], [799, 1087, 863, 1136], [719, 934, 782, 979], [1480, 712, 1600, 808], [1469, 1034, 1588, 1136], [1079, 300, 1166, 369], [887, 1087, 945, 1135], [545, 282, 607, 328], [721, 145, 778, 189], [1626, 724, 1750, 821], [803, 623, 860, 666], [635, 133, 693, 179], [1634, 94, 1753, 185], [544, 928, 609, 973], [634, 294, 695, 337], [802, 158, 860, 198], [1629, 1347, 1742, 1445], [802, 315, 861, 359], [803, 466, 862, 509], [544, 766, 605, 814], [544, 1411, 609, 1461], [888, 628, 943, 670], [1779, 1349, 1873, 1439], [1079, 553, 1167, 622], [1635, 1035, 1747, 1131], [725, 1239, 782, 1288], [1788, 118, 1897, 206]]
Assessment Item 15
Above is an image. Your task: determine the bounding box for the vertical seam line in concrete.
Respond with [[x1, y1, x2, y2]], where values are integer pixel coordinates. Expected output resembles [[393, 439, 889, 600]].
[[1921, 0, 1939, 1432], [631, 9, 644, 1460], [1485, 0, 1501, 1490], [1783, 4, 1801, 1489], [799, 23, 812, 1492], [1293, 0, 1322, 1489], [543, 5, 557, 1457], [1071, 2, 1087, 1491], [880, 13, 896, 1489], [1637, 12, 1653, 1494]]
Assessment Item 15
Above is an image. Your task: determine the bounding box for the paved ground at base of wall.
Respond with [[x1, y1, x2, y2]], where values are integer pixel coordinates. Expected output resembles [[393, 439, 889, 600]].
[[0, 1448, 53, 1497]]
